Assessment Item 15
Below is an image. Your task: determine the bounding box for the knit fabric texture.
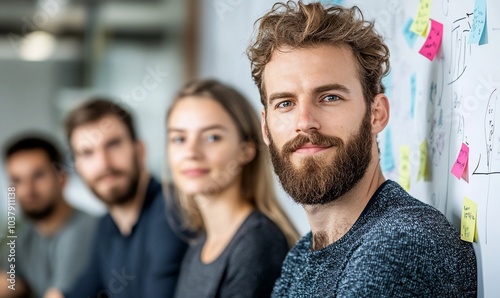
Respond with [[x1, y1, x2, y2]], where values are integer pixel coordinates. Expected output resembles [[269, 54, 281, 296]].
[[272, 180, 477, 297]]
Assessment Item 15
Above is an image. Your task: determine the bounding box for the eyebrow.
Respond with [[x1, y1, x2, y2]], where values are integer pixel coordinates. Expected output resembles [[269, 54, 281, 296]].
[[104, 136, 123, 146], [268, 83, 351, 105], [76, 135, 124, 153], [168, 124, 228, 133]]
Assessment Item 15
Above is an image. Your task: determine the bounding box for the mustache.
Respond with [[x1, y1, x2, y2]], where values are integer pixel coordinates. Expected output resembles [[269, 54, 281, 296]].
[[95, 169, 126, 182], [282, 131, 344, 154], [22, 194, 42, 202]]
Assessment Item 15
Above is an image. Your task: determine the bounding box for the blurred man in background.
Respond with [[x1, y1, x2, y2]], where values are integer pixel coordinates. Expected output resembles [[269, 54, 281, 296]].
[[59, 98, 187, 298], [0, 135, 97, 298]]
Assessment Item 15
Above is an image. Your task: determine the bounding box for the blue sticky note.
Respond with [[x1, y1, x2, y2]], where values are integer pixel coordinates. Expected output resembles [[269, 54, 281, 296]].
[[320, 0, 344, 5], [411, 73, 416, 118], [403, 18, 418, 48], [382, 70, 393, 100], [382, 127, 396, 172], [469, 0, 487, 45], [479, 12, 488, 45]]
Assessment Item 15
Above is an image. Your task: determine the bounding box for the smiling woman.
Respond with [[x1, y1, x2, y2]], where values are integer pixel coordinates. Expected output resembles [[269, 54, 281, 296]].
[[165, 79, 299, 298]]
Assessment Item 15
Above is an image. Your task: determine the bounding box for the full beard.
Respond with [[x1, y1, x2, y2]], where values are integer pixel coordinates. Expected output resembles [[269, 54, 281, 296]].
[[267, 109, 373, 205], [22, 200, 57, 221], [89, 157, 141, 206]]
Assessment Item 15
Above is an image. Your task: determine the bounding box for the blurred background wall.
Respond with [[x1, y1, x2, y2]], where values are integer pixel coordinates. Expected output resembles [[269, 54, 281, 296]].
[[0, 0, 192, 223], [0, 0, 313, 236]]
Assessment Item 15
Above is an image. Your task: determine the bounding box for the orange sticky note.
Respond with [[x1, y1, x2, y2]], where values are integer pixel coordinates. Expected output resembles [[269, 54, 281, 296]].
[[419, 19, 443, 61], [451, 143, 469, 180]]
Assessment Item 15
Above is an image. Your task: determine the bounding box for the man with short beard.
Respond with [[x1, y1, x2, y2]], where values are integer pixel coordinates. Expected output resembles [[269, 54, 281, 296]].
[[0, 135, 97, 298], [247, 2, 477, 297], [58, 99, 188, 298]]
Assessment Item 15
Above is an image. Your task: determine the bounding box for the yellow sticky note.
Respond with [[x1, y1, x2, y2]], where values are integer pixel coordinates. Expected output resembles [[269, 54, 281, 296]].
[[417, 140, 431, 181], [410, 0, 432, 37], [399, 145, 411, 191], [461, 197, 477, 243]]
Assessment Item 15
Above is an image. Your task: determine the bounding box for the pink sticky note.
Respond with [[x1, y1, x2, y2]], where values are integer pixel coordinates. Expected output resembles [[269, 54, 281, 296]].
[[461, 158, 469, 183], [451, 143, 469, 179], [419, 19, 443, 61]]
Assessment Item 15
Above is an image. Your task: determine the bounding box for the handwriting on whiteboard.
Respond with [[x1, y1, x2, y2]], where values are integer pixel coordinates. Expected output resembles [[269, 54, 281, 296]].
[[448, 13, 473, 85], [473, 89, 500, 175]]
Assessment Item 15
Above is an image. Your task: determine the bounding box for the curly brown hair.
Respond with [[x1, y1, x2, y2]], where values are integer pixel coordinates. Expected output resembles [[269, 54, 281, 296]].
[[247, 1, 390, 108]]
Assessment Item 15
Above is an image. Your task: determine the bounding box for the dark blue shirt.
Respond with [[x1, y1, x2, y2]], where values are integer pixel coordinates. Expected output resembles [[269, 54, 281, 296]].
[[65, 178, 188, 298]]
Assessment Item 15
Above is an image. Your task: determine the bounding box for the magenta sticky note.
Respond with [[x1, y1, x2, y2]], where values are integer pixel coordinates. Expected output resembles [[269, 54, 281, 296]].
[[451, 143, 469, 179], [419, 19, 443, 61]]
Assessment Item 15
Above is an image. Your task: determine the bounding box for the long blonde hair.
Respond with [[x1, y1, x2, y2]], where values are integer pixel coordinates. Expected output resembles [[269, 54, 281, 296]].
[[165, 79, 299, 247]]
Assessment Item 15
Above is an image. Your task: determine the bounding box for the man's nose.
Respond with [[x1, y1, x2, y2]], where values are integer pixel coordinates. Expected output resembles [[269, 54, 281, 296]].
[[295, 102, 321, 134], [93, 148, 113, 173]]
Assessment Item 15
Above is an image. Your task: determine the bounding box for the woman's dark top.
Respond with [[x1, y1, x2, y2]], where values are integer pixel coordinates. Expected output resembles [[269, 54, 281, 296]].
[[174, 210, 290, 298]]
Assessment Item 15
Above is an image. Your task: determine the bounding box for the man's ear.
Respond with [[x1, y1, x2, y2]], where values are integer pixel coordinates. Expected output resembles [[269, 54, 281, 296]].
[[136, 140, 146, 167], [261, 109, 270, 146], [370, 93, 390, 135], [58, 171, 68, 189]]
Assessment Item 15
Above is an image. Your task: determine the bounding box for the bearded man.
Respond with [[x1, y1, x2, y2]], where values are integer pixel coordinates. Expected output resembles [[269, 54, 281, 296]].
[[59, 98, 187, 298], [247, 2, 477, 297], [1, 135, 97, 298]]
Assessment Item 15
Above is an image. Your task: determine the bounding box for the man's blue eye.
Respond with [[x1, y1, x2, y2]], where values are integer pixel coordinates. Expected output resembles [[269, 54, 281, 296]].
[[277, 101, 292, 108], [171, 136, 184, 143], [324, 95, 340, 102]]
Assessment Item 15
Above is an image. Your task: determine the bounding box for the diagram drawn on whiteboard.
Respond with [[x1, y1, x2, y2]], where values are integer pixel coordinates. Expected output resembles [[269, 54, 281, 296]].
[[473, 89, 500, 175]]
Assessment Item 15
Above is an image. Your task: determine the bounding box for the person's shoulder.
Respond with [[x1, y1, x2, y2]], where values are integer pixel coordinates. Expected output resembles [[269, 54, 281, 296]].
[[70, 209, 99, 227], [146, 177, 167, 208], [274, 232, 310, 274], [229, 211, 289, 259], [237, 211, 287, 246], [17, 220, 36, 243], [139, 178, 174, 227], [146, 179, 179, 220], [362, 181, 471, 254], [141, 179, 189, 248], [57, 209, 99, 241], [373, 180, 449, 229], [284, 232, 310, 258], [87, 212, 113, 240], [351, 182, 476, 294]]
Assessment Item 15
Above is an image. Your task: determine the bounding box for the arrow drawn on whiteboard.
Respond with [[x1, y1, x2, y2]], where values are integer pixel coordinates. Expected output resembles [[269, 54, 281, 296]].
[[473, 89, 500, 175], [471, 89, 499, 245]]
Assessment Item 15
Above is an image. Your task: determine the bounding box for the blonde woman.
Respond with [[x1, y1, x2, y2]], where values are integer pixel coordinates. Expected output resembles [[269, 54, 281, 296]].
[[166, 79, 299, 298]]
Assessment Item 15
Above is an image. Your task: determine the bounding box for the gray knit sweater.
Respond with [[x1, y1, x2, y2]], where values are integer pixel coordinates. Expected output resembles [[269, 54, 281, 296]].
[[272, 180, 477, 297]]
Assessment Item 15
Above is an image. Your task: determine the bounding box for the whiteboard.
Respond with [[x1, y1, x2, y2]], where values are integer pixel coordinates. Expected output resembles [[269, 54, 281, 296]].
[[198, 0, 500, 296], [360, 1, 500, 297]]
